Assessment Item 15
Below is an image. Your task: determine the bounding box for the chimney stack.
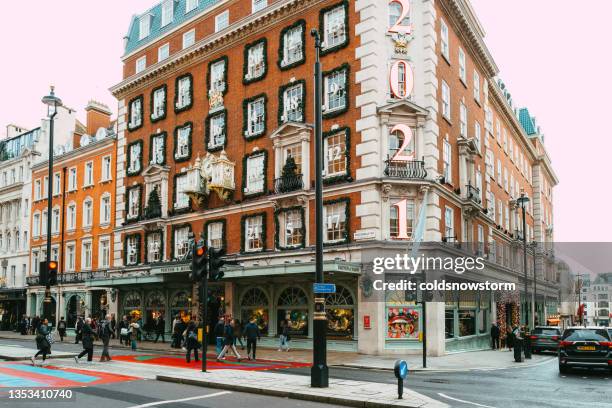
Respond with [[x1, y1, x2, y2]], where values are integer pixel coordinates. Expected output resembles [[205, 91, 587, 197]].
[[84, 100, 112, 136]]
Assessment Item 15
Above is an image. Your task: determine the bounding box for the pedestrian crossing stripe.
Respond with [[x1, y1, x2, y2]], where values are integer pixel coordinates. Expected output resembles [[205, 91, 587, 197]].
[[3, 364, 99, 383], [0, 372, 45, 388]]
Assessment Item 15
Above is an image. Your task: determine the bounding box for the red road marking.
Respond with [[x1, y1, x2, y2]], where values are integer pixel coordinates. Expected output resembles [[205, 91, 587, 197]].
[[112, 354, 310, 371]]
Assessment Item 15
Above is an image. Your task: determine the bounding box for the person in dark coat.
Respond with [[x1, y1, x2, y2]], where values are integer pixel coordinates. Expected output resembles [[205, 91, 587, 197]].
[[99, 314, 114, 362], [20, 315, 28, 335], [213, 318, 225, 355], [184, 320, 200, 363], [233, 319, 245, 349], [490, 323, 500, 350], [31, 316, 40, 333], [31, 318, 51, 366], [74, 318, 95, 363], [506, 325, 514, 351], [154, 314, 165, 343], [57, 317, 67, 342], [244, 318, 261, 361], [74, 316, 84, 344], [110, 314, 117, 339], [217, 319, 242, 361]]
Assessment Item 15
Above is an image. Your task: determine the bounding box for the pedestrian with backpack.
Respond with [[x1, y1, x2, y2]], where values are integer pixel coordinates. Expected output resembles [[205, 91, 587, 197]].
[[184, 320, 200, 363], [31, 318, 52, 366]]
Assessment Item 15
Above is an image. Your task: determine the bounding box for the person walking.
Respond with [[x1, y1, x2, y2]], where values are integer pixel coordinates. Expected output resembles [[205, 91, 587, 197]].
[[171, 315, 182, 348], [110, 314, 117, 339], [74, 316, 84, 344], [506, 325, 514, 351], [31, 318, 52, 366], [20, 315, 28, 335], [213, 318, 225, 355], [154, 314, 165, 343], [244, 318, 261, 361], [278, 320, 290, 351], [74, 317, 95, 363], [118, 315, 129, 346], [233, 319, 245, 349], [184, 320, 200, 363], [129, 318, 140, 350], [217, 319, 242, 361], [490, 323, 500, 350], [99, 314, 114, 362]]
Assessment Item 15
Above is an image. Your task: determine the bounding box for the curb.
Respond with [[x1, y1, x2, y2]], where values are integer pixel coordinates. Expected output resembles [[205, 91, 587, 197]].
[[157, 375, 426, 408]]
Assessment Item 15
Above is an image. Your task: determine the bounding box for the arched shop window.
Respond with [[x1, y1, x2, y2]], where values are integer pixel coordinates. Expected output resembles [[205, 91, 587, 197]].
[[145, 291, 166, 330], [325, 285, 354, 339], [277, 286, 308, 337], [240, 288, 269, 335], [385, 276, 421, 340], [170, 291, 191, 322], [122, 291, 142, 321]]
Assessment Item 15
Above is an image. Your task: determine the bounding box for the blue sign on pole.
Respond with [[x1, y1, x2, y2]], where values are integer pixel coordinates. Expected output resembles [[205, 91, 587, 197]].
[[313, 283, 336, 294]]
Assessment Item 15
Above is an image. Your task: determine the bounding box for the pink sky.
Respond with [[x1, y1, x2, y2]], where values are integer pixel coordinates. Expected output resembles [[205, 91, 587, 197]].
[[0, 0, 609, 242]]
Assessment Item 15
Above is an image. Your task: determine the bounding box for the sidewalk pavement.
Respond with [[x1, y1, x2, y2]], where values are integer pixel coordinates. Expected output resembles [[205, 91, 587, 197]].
[[0, 344, 76, 361], [0, 331, 554, 371]]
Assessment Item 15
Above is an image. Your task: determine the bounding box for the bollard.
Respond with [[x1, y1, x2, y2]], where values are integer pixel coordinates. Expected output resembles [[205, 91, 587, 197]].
[[394, 360, 409, 399]]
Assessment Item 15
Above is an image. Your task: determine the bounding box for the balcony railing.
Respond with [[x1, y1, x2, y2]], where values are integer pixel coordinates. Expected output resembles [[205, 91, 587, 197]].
[[26, 270, 110, 286], [384, 159, 427, 179], [274, 173, 304, 194], [466, 184, 481, 205]]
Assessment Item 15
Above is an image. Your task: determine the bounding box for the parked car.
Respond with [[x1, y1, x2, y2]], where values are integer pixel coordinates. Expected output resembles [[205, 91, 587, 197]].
[[558, 327, 612, 373], [530, 326, 561, 353]]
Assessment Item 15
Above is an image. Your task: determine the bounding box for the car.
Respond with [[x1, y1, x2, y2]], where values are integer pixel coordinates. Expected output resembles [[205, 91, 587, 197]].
[[558, 326, 612, 374], [530, 326, 561, 353]]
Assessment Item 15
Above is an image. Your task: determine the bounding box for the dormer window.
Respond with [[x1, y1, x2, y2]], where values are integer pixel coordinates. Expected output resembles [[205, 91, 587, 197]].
[[149, 132, 166, 166], [136, 56, 146, 73], [174, 122, 192, 161], [280, 81, 304, 123], [323, 64, 348, 116], [209, 58, 227, 94], [151, 85, 166, 122], [127, 140, 143, 176], [186, 0, 198, 13], [207, 111, 226, 151], [175, 74, 193, 112], [128, 96, 143, 131], [279, 20, 305, 69], [243, 95, 266, 139], [139, 13, 152, 40], [252, 0, 267, 13], [321, 2, 348, 53], [161, 0, 174, 27], [244, 39, 266, 83]]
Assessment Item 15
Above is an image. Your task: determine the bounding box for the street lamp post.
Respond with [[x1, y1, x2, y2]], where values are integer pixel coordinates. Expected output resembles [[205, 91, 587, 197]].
[[531, 241, 538, 325], [516, 192, 530, 329], [41, 87, 62, 306], [310, 28, 328, 388]]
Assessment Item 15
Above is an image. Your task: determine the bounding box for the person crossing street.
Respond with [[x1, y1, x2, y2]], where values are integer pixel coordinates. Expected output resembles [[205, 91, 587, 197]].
[[31, 318, 52, 366], [217, 319, 242, 361], [74, 317, 95, 363], [244, 318, 261, 361]]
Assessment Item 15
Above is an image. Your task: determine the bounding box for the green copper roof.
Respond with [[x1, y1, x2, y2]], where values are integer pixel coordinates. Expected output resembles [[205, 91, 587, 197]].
[[518, 108, 537, 136]]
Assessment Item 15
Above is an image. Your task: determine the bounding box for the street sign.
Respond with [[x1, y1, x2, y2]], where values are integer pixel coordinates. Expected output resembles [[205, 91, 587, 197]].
[[313, 283, 336, 294]]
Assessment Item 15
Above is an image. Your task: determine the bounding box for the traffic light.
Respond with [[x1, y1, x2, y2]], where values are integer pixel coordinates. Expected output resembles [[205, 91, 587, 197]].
[[190, 243, 207, 282], [208, 248, 225, 281], [39, 261, 48, 286], [47, 260, 58, 286]]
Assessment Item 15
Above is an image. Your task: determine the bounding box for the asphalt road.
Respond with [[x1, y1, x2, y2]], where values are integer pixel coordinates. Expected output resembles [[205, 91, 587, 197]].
[[1, 337, 169, 356], [278, 354, 612, 408]]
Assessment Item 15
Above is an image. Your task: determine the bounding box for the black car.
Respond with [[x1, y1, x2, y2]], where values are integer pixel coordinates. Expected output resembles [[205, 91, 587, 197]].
[[530, 326, 561, 353], [558, 327, 612, 373]]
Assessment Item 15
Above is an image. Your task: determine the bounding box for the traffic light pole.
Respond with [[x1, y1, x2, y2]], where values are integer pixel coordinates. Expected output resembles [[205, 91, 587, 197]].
[[45, 110, 57, 295], [201, 265, 208, 373]]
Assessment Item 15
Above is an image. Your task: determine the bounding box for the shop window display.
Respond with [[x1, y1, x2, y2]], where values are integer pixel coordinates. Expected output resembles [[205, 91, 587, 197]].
[[325, 285, 354, 338], [386, 307, 420, 339], [240, 287, 269, 335], [277, 287, 308, 337]]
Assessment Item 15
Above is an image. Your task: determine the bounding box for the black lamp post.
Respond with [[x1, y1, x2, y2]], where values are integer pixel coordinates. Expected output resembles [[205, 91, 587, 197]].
[[531, 240, 538, 325], [41, 86, 62, 303], [310, 28, 328, 388], [516, 192, 530, 328]]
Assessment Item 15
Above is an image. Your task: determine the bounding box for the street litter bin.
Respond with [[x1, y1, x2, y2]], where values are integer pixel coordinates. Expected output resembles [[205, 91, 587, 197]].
[[514, 338, 524, 362]]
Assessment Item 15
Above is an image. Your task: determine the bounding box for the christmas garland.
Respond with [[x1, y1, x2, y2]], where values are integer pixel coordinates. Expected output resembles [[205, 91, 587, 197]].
[[173, 121, 193, 163], [277, 79, 306, 125], [242, 93, 267, 140], [322, 197, 351, 246], [126, 139, 144, 176], [240, 211, 267, 253], [319, 0, 350, 57], [127, 95, 144, 132], [205, 109, 228, 152], [274, 205, 306, 250], [170, 222, 192, 260], [277, 19, 306, 71], [174, 73, 194, 114], [148, 131, 167, 166], [207, 55, 229, 96], [322, 63, 350, 119], [124, 232, 142, 265], [242, 38, 268, 85], [150, 84, 167, 123], [170, 173, 192, 216], [241, 149, 268, 199], [322, 126, 352, 185], [203, 218, 227, 252], [124, 184, 142, 224], [144, 229, 164, 264]]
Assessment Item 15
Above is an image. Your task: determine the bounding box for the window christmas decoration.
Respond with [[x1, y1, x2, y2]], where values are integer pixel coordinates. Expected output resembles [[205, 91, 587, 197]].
[[144, 186, 162, 219]]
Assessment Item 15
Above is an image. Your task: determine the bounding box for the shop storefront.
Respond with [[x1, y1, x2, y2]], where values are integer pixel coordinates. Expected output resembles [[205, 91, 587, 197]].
[[0, 290, 26, 331], [145, 291, 166, 330], [445, 290, 491, 352], [169, 290, 191, 322], [122, 290, 142, 321], [240, 287, 269, 334], [326, 285, 355, 339], [277, 286, 309, 337], [384, 283, 422, 350]]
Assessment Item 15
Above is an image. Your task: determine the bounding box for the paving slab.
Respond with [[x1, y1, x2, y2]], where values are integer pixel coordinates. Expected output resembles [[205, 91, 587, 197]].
[[0, 345, 77, 361]]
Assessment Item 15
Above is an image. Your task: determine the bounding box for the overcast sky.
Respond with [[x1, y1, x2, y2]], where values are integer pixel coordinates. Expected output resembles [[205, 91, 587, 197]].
[[0, 0, 609, 242]]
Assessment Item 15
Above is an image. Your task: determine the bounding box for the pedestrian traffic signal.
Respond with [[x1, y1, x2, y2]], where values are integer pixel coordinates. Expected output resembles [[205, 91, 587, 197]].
[[208, 248, 225, 281], [47, 260, 58, 286], [190, 243, 207, 282]]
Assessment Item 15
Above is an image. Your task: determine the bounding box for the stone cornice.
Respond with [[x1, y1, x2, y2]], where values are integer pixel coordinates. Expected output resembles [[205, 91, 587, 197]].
[[110, 0, 321, 99]]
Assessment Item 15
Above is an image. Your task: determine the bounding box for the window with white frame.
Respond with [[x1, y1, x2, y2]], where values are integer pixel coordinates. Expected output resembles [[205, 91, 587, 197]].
[[444, 206, 454, 241], [150, 133, 165, 165], [245, 41, 265, 81], [175, 123, 191, 160], [497, 200, 503, 225], [281, 22, 304, 67], [151, 86, 166, 120], [128, 142, 142, 174], [176, 75, 192, 110], [246, 96, 265, 136], [389, 0, 410, 28], [390, 198, 415, 239], [324, 66, 347, 112], [281, 82, 304, 123], [284, 145, 302, 174], [158, 43, 170, 61], [33, 213, 40, 237], [474, 121, 481, 150], [174, 174, 189, 209], [183, 29, 195, 49], [207, 222, 224, 249], [84, 161, 93, 186], [322, 4, 346, 50], [127, 186, 141, 220], [136, 56, 146, 73], [100, 194, 111, 225], [244, 153, 266, 195], [186, 0, 198, 13], [279, 209, 303, 248], [215, 10, 229, 32], [459, 102, 467, 137], [174, 226, 190, 259], [68, 168, 77, 191], [41, 210, 47, 235], [83, 198, 93, 228], [210, 59, 226, 93], [473, 70, 480, 102], [208, 112, 226, 149], [126, 235, 139, 265], [497, 159, 502, 185], [477, 225, 484, 255], [32, 250, 39, 274], [34, 179, 41, 200], [65, 244, 75, 271], [252, 0, 267, 13], [388, 127, 414, 159], [475, 171, 482, 198], [504, 206, 510, 229], [485, 150, 494, 178], [161, 0, 174, 27], [102, 155, 112, 181], [99, 237, 110, 268], [324, 200, 347, 243], [503, 129, 508, 152], [128, 97, 143, 130], [484, 106, 492, 133], [52, 207, 60, 234], [147, 232, 162, 263], [443, 139, 452, 182], [503, 168, 508, 191], [488, 191, 496, 220], [441, 81, 450, 119], [245, 215, 264, 251], [81, 240, 92, 270], [440, 18, 449, 60], [139, 14, 151, 40], [67, 203, 76, 230], [458, 48, 466, 83], [324, 129, 347, 178]]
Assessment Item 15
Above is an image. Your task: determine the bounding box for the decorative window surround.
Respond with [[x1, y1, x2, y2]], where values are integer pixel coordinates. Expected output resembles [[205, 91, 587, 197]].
[[270, 122, 312, 190], [278, 19, 305, 70], [206, 109, 227, 152], [150, 84, 167, 122], [241, 212, 267, 253], [171, 223, 192, 260], [125, 184, 142, 222], [127, 140, 144, 176], [204, 219, 226, 251], [323, 197, 350, 245], [323, 126, 351, 185], [322, 63, 349, 119], [146, 230, 164, 263], [275, 205, 305, 249], [243, 38, 267, 84], [174, 73, 193, 113], [242, 149, 268, 198], [124, 233, 141, 265], [243, 94, 267, 139], [127, 95, 144, 131], [319, 0, 349, 56], [278, 80, 305, 124], [174, 122, 192, 162], [149, 131, 167, 166], [142, 165, 170, 219]]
